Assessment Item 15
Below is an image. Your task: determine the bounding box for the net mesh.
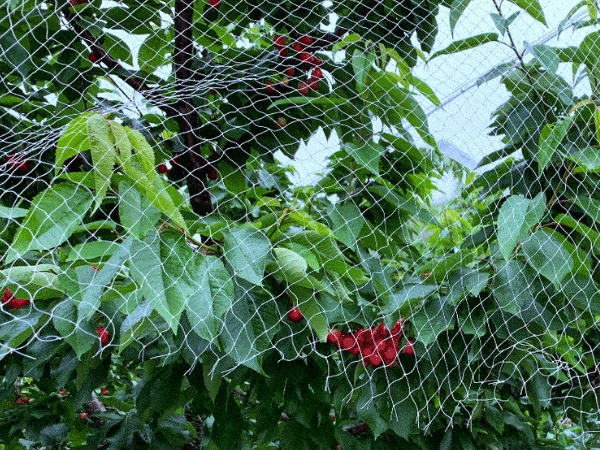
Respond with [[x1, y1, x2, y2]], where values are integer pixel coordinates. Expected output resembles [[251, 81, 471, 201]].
[[2, 0, 600, 445]]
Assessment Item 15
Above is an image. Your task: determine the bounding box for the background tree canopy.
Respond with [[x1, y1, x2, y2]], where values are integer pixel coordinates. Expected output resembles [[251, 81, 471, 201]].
[[2, 0, 600, 449]]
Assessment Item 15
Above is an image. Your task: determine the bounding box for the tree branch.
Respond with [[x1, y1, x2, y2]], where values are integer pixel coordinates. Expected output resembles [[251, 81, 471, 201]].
[[173, 0, 213, 214]]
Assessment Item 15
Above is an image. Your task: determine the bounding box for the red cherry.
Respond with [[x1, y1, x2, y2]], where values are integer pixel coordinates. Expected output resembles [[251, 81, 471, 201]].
[[299, 52, 311, 62], [2, 288, 13, 304], [90, 265, 99, 273], [101, 388, 109, 395], [348, 345, 360, 356], [79, 411, 89, 421], [89, 52, 98, 63], [3, 153, 31, 172], [4, 297, 30, 310], [299, 35, 314, 46], [273, 35, 286, 50], [382, 346, 398, 365], [368, 352, 382, 366], [327, 329, 342, 346], [279, 48, 288, 58], [69, 0, 88, 6], [208, 167, 218, 180], [292, 42, 304, 52], [298, 81, 309, 95], [308, 77, 319, 91], [208, 0, 220, 9], [391, 320, 403, 337], [16, 396, 30, 404], [265, 81, 276, 94], [59, 390, 67, 396], [310, 56, 323, 67], [285, 67, 295, 77], [340, 335, 355, 351], [312, 68, 323, 79], [372, 322, 389, 340], [96, 327, 109, 346], [404, 339, 415, 355], [157, 163, 169, 174], [287, 306, 304, 323]]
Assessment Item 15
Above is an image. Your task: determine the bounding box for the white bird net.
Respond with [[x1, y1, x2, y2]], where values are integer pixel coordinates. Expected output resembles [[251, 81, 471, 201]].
[[2, 0, 600, 448]]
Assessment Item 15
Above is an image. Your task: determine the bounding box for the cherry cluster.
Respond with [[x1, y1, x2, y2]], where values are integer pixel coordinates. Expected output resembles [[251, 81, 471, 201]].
[[2, 288, 30, 310], [267, 34, 324, 96], [327, 321, 413, 367]]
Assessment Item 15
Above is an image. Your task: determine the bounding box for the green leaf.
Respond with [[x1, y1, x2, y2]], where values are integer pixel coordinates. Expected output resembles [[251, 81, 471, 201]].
[[88, 114, 117, 212], [416, 248, 477, 282], [55, 113, 94, 174], [161, 233, 228, 343], [555, 214, 600, 254], [207, 256, 234, 320], [490, 12, 520, 36], [182, 257, 216, 342], [450, 0, 473, 34], [125, 127, 156, 182], [203, 355, 222, 403], [497, 193, 546, 260], [411, 296, 454, 346], [0, 205, 27, 219], [129, 230, 182, 333], [574, 195, 600, 225], [387, 86, 437, 149], [345, 141, 384, 176], [102, 32, 133, 65], [352, 49, 376, 93], [387, 378, 418, 438], [267, 96, 351, 110], [0, 31, 32, 78], [447, 269, 490, 305], [381, 283, 438, 316], [118, 180, 162, 240], [522, 230, 573, 288], [561, 274, 600, 315], [526, 43, 560, 74], [0, 264, 61, 299], [78, 238, 132, 321], [368, 185, 438, 225], [273, 247, 308, 283], [493, 260, 534, 314], [506, 0, 547, 25], [52, 300, 95, 358], [67, 240, 120, 262], [119, 300, 153, 350], [476, 61, 518, 86], [220, 281, 263, 373], [223, 228, 271, 285], [356, 382, 389, 438], [410, 75, 441, 106], [537, 115, 574, 174], [429, 33, 499, 60], [328, 203, 365, 248], [290, 286, 329, 341], [0, 311, 42, 361], [138, 30, 170, 73], [567, 147, 600, 173], [6, 183, 94, 264]]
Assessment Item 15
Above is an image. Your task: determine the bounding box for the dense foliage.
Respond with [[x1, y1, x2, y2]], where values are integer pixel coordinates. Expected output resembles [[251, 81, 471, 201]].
[[2, 0, 600, 449]]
